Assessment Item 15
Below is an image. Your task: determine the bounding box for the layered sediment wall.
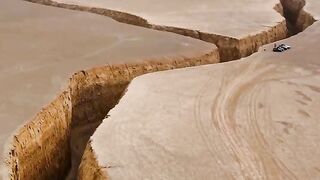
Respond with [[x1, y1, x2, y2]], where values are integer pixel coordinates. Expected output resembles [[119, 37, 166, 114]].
[[67, 53, 218, 179], [151, 23, 288, 61], [199, 22, 288, 61], [7, 92, 72, 180], [5, 51, 218, 180]]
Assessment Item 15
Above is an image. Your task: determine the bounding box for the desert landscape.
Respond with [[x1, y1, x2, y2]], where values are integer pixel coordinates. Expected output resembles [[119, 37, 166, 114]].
[[86, 22, 320, 180], [0, 0, 319, 179]]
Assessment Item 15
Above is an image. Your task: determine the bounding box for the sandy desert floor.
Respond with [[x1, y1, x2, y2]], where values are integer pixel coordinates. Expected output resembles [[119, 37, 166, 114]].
[[89, 21, 320, 180], [0, 0, 319, 179], [305, 0, 320, 20], [25, 0, 294, 61], [0, 0, 218, 179], [52, 0, 284, 38]]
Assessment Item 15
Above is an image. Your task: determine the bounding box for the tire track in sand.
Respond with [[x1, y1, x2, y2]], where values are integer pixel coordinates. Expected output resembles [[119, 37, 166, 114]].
[[203, 60, 297, 179]]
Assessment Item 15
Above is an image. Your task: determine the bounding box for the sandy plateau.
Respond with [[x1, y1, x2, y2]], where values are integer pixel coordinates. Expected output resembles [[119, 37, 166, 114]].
[[0, 0, 218, 179], [0, 0, 319, 179], [85, 22, 320, 180], [27, 0, 292, 61]]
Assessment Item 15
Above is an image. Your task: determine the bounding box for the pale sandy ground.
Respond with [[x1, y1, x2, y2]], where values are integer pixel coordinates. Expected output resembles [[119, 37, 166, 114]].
[[91, 22, 320, 179], [53, 0, 284, 38], [305, 0, 320, 19], [0, 0, 215, 177]]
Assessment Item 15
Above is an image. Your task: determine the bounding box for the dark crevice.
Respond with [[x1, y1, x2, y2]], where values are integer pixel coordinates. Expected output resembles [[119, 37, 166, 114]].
[[276, 0, 316, 35]]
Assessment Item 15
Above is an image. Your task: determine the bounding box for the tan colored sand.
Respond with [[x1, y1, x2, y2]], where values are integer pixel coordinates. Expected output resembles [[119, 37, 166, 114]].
[[89, 22, 320, 179], [305, 0, 320, 19], [0, 0, 216, 178], [54, 0, 285, 39]]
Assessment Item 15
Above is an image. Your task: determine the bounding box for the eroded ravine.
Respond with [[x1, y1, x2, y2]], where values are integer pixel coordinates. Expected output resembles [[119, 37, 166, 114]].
[[4, 0, 317, 179], [7, 55, 219, 180], [1, 1, 219, 179], [75, 1, 316, 179], [81, 20, 320, 180]]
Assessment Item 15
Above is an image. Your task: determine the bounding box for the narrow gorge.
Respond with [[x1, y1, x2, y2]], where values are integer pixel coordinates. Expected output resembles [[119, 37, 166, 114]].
[[1, 0, 318, 179]]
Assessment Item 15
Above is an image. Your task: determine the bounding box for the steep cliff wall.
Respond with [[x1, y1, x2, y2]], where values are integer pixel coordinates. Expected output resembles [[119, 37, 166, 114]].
[[66, 52, 218, 179], [199, 21, 288, 61], [7, 92, 72, 180]]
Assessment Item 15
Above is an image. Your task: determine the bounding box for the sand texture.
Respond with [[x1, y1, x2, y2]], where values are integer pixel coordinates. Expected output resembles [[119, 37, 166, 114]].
[[27, 0, 293, 61], [1, 0, 319, 179], [86, 22, 320, 180], [49, 0, 284, 38], [0, 0, 218, 179], [305, 0, 320, 20]]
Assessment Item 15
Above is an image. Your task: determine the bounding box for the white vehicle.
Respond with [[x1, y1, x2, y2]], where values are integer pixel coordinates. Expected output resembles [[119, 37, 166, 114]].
[[273, 44, 291, 52]]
